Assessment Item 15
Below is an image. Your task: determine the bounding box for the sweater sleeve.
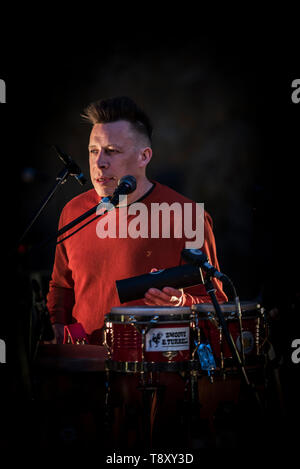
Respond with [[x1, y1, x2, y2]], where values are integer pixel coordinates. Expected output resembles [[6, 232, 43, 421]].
[[46, 209, 75, 325], [181, 211, 228, 306]]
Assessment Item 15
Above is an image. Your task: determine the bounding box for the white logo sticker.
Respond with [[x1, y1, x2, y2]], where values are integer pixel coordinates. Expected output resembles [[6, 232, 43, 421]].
[[146, 327, 190, 352]]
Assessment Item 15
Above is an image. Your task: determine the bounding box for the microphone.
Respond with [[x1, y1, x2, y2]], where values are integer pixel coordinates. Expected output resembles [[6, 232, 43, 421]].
[[98, 175, 137, 210], [110, 175, 137, 206], [116, 264, 204, 303], [181, 248, 228, 282], [53, 145, 87, 186]]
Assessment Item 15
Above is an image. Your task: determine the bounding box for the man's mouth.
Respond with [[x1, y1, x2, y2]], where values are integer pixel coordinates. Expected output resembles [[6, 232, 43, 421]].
[[95, 176, 115, 184]]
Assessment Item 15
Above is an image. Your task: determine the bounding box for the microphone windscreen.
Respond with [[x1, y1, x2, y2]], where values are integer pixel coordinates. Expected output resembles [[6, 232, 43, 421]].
[[116, 264, 203, 303], [117, 175, 137, 194], [181, 248, 208, 266]]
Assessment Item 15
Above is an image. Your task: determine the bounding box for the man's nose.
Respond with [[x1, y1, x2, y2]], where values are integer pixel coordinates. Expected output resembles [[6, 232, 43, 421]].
[[96, 149, 109, 169]]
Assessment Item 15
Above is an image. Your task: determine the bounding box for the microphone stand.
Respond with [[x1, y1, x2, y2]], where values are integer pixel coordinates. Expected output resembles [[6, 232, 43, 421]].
[[18, 156, 85, 246], [15, 150, 86, 402], [203, 275, 263, 411], [34, 195, 127, 251], [18, 167, 70, 245], [30, 201, 108, 253], [28, 176, 136, 251]]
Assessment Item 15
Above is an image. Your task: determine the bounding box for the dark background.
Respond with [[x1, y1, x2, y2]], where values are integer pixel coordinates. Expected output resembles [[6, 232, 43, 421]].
[[0, 21, 299, 450], [2, 32, 299, 301]]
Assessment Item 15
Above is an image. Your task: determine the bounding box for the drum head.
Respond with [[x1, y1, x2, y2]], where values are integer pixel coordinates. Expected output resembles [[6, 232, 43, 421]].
[[191, 302, 261, 318], [106, 306, 193, 323]]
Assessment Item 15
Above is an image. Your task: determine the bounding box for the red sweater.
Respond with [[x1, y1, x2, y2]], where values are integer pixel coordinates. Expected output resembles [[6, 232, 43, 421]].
[[47, 182, 227, 342]]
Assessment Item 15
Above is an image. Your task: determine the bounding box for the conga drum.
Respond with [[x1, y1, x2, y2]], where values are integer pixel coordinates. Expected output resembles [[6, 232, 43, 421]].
[[103, 306, 197, 448], [190, 302, 267, 426], [191, 301, 266, 369], [104, 306, 196, 372]]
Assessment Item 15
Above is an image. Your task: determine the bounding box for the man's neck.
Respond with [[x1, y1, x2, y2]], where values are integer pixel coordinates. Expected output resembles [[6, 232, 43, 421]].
[[118, 178, 154, 206]]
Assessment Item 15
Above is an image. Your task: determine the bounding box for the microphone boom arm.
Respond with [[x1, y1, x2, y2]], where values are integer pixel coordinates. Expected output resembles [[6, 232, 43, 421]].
[[30, 175, 137, 251], [18, 146, 87, 246], [18, 165, 71, 245]]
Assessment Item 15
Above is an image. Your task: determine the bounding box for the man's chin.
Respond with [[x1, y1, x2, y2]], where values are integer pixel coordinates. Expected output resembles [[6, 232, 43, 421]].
[[97, 191, 113, 199], [93, 186, 113, 198]]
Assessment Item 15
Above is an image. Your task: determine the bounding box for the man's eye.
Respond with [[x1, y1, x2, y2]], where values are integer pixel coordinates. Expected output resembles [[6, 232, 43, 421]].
[[89, 149, 98, 155]]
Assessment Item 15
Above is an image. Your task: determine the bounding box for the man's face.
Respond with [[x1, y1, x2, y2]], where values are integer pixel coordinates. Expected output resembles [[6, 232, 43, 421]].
[[88, 120, 146, 198]]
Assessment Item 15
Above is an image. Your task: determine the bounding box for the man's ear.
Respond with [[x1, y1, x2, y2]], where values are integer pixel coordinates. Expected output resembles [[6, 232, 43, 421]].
[[138, 147, 152, 168]]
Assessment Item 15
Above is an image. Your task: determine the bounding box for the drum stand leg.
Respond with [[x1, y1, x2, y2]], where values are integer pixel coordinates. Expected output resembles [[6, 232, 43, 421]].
[[137, 370, 164, 450], [102, 369, 121, 446], [133, 327, 159, 449], [104, 370, 112, 429], [189, 369, 201, 435], [185, 370, 211, 448]]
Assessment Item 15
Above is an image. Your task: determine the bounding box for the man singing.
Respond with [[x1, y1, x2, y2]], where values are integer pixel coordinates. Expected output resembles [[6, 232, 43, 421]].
[[47, 96, 227, 344]]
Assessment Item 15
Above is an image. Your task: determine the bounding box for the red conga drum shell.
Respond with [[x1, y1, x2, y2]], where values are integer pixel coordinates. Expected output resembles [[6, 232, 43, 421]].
[[104, 306, 195, 370], [191, 302, 266, 364]]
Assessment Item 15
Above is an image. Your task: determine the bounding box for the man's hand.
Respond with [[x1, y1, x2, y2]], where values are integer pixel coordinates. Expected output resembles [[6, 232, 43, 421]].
[[144, 286, 183, 306], [143, 267, 183, 306]]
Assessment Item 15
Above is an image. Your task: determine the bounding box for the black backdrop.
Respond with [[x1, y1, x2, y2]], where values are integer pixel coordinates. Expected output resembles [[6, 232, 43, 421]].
[[2, 33, 299, 301]]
